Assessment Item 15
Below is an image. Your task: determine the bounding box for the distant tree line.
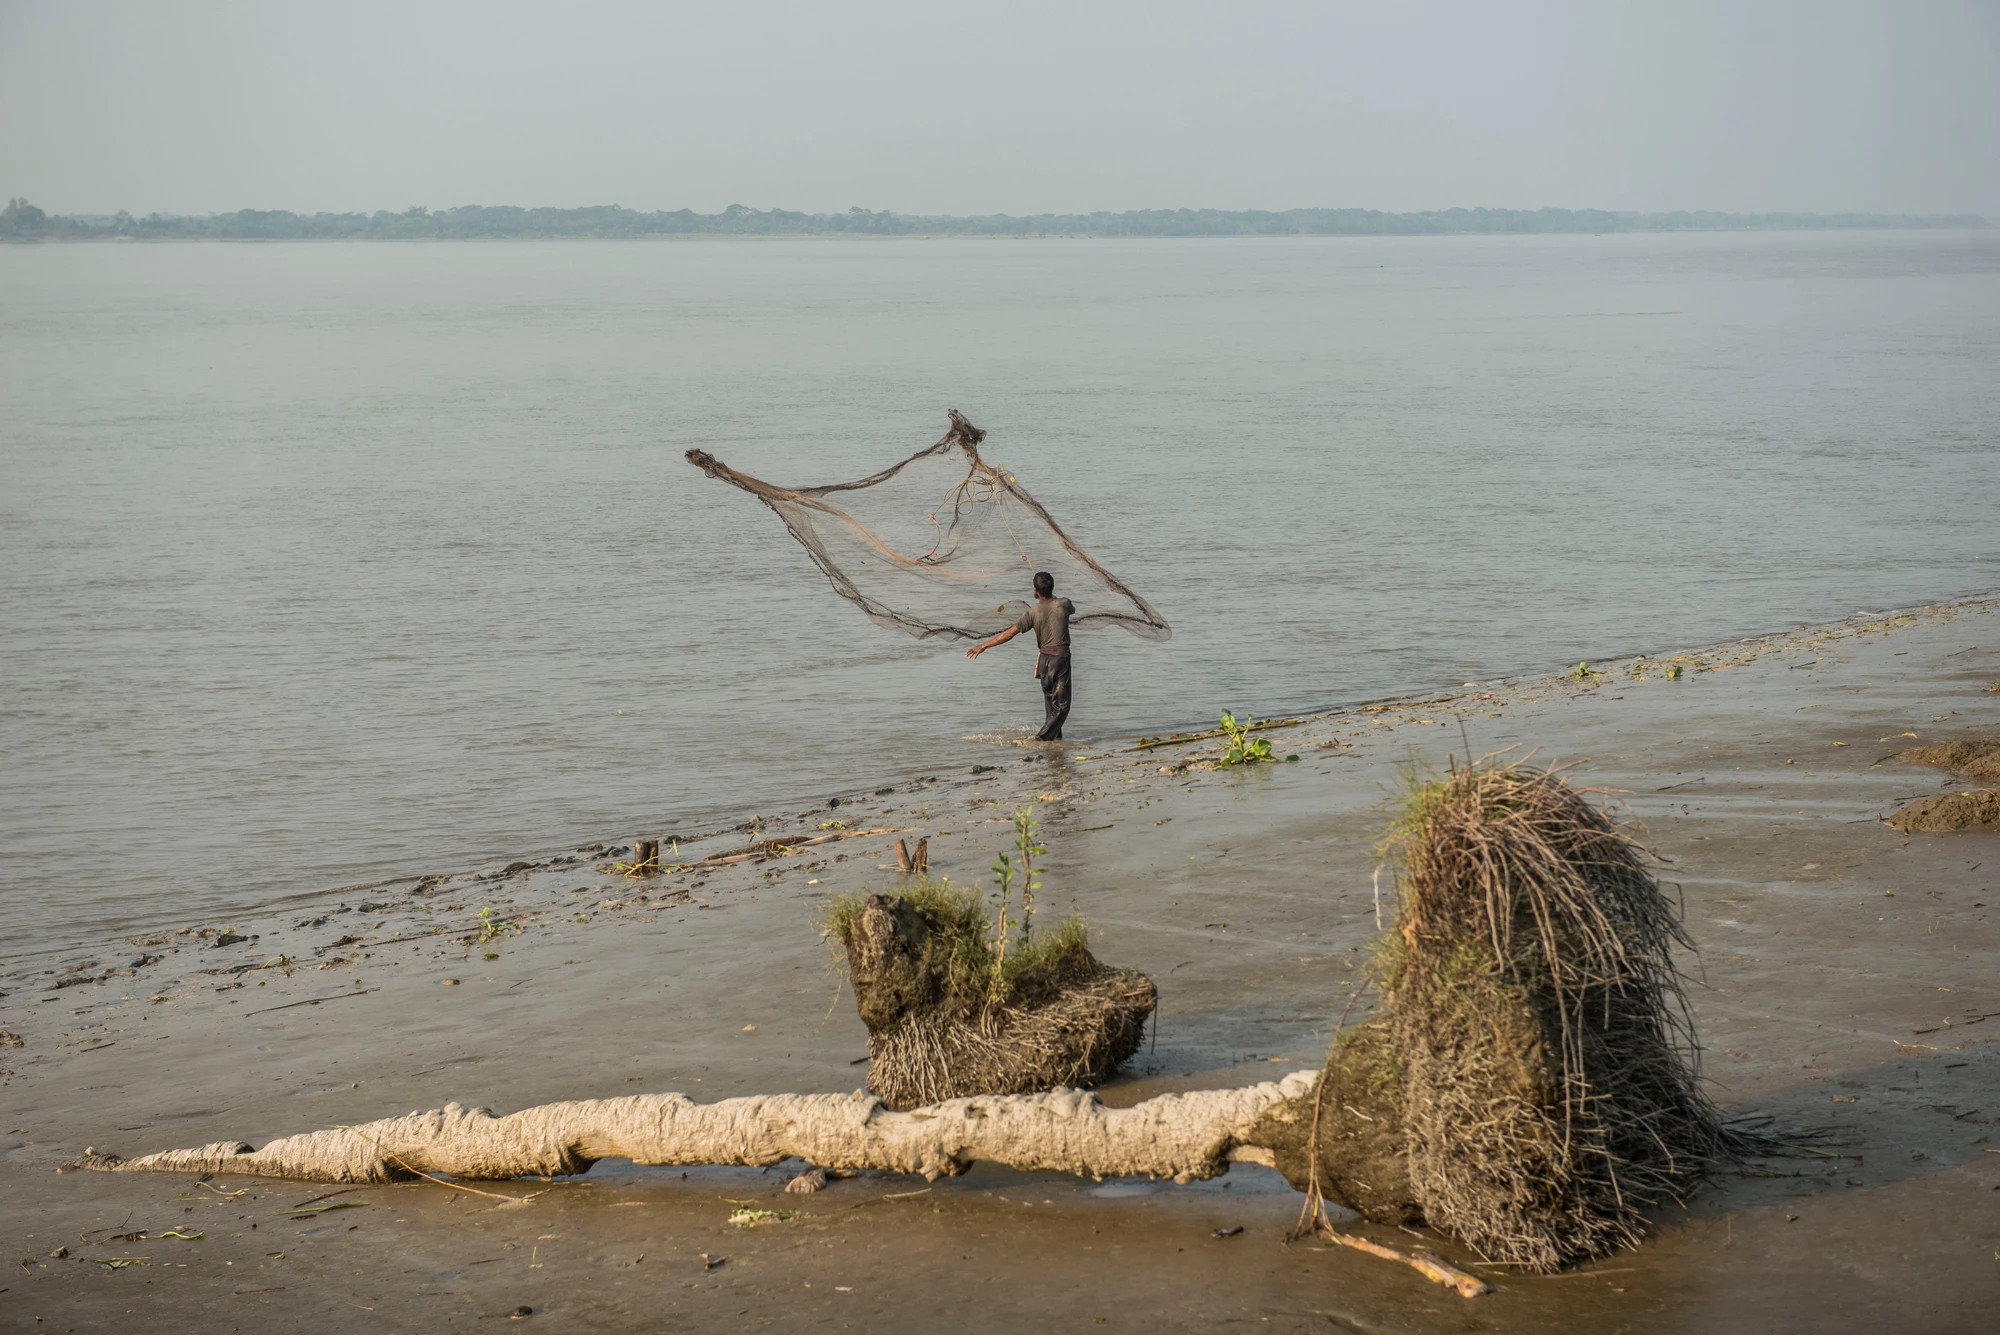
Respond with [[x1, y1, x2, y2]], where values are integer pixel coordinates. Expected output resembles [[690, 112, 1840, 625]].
[[3, 196, 1988, 242]]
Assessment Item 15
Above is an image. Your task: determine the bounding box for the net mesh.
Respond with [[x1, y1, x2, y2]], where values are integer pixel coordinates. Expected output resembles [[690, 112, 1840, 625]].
[[687, 411, 1171, 641]]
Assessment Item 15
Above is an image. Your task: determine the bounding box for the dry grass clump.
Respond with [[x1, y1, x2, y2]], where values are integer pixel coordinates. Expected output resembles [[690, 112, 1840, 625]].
[[824, 880, 1098, 1011], [1378, 759, 1722, 1272], [1901, 737, 2000, 781], [1885, 789, 2000, 833], [824, 880, 994, 1014], [826, 883, 1155, 1110]]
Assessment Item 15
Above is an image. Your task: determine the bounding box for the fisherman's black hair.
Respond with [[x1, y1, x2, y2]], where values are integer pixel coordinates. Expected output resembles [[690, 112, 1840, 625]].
[[1033, 571, 1055, 598]]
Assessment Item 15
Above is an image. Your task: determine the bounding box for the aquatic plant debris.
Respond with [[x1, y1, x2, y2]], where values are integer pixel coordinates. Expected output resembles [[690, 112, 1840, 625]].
[[1130, 718, 1304, 752], [687, 412, 1169, 641], [1217, 712, 1298, 766]]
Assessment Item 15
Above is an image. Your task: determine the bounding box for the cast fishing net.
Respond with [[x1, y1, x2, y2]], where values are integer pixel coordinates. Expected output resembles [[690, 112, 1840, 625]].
[[687, 411, 1171, 641]]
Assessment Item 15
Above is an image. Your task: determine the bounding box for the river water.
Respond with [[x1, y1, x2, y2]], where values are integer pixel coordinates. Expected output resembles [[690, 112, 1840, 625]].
[[4, 231, 1997, 946]]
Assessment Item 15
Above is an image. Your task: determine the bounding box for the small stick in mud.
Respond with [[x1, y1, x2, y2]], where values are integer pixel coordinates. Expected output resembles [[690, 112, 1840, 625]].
[[892, 837, 931, 875], [1313, 1218, 1493, 1298], [244, 988, 375, 1017], [687, 828, 898, 869]]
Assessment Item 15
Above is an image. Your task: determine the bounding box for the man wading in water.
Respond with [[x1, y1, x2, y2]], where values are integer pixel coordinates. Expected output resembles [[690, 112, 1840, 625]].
[[965, 571, 1073, 741]]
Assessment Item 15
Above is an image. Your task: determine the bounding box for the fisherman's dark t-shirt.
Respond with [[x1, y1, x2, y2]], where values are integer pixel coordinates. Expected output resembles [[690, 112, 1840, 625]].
[[1017, 597, 1075, 649]]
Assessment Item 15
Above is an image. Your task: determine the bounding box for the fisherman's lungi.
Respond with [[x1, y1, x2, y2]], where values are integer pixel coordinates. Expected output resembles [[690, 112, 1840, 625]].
[[1035, 645, 1072, 742]]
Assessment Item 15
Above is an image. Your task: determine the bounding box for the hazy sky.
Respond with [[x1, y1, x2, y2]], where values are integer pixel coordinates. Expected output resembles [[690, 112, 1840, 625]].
[[4, 0, 1997, 217]]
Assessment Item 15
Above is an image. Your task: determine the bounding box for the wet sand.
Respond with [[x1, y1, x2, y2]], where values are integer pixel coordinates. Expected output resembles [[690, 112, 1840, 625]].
[[4, 598, 1998, 1334]]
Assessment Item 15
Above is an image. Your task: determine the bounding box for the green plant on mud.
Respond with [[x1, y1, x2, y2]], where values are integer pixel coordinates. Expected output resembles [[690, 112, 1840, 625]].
[[474, 905, 521, 944], [991, 807, 1047, 967], [1218, 711, 1273, 764], [1217, 711, 1298, 765]]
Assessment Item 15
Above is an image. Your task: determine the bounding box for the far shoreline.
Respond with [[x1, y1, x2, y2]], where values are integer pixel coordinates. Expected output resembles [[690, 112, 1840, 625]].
[[7, 225, 1998, 246], [3, 198, 1989, 245]]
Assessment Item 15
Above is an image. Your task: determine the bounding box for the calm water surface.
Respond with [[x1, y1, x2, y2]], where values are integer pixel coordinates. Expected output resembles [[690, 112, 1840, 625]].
[[4, 232, 1997, 946]]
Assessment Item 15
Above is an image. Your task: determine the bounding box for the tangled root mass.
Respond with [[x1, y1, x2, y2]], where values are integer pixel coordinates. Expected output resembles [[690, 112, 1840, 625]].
[[1375, 760, 1724, 1271], [830, 887, 1156, 1111]]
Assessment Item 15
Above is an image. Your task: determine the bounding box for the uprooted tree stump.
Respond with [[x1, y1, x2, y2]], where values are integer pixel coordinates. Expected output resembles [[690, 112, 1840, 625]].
[[70, 763, 1722, 1276], [831, 888, 1156, 1110], [1376, 760, 1724, 1269]]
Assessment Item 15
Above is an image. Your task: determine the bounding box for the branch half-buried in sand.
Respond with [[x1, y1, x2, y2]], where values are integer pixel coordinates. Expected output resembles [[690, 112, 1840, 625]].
[[1309, 1214, 1493, 1298], [244, 988, 376, 1017], [660, 828, 901, 871], [1129, 718, 1303, 752]]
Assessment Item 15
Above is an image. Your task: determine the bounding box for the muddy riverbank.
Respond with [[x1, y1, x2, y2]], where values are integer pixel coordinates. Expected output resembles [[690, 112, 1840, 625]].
[[4, 598, 1997, 1333]]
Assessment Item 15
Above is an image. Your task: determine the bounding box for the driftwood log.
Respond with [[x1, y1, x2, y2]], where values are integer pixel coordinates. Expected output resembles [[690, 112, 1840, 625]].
[[68, 1023, 1418, 1221], [70, 1078, 1317, 1185], [65, 1061, 1481, 1296]]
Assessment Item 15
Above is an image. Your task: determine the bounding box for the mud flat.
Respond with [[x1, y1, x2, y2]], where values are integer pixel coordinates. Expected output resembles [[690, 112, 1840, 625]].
[[3, 598, 1997, 1333]]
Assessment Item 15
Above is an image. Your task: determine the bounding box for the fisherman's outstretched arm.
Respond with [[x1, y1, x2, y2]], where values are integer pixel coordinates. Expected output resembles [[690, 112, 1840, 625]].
[[965, 625, 1022, 658]]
